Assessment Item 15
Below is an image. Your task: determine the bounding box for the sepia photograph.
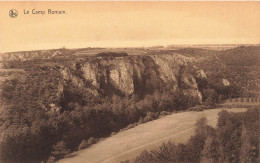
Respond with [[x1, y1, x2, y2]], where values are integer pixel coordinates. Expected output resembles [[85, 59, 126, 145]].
[[0, 1, 259, 163]]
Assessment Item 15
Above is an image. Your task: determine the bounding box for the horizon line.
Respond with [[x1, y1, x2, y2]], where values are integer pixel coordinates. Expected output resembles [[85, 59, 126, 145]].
[[2, 43, 260, 54]]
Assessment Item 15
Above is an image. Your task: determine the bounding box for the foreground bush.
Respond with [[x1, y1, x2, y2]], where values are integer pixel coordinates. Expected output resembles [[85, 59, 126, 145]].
[[143, 112, 159, 123], [78, 140, 88, 150], [133, 108, 259, 163], [188, 105, 206, 112], [51, 141, 70, 160], [78, 137, 97, 151], [87, 137, 97, 145], [159, 111, 172, 117]]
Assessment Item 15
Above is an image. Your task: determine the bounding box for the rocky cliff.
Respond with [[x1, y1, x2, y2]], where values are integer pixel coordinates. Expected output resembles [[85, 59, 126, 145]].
[[58, 53, 203, 103]]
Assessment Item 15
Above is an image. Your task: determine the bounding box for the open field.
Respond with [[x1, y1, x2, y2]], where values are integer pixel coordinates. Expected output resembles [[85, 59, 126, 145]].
[[59, 107, 248, 163]]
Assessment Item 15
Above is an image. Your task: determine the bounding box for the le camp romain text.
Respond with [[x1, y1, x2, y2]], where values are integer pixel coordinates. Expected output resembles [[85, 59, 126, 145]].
[[24, 9, 67, 15]]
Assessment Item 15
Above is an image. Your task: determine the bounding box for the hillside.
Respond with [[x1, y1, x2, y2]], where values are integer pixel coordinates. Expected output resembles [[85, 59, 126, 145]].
[[194, 46, 260, 92], [0, 46, 259, 162]]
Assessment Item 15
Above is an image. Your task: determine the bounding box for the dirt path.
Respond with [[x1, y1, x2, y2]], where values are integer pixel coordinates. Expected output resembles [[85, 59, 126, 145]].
[[58, 108, 247, 163]]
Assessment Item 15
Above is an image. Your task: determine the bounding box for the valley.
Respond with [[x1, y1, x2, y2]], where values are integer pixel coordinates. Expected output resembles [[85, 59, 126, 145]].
[[59, 107, 248, 163], [0, 45, 259, 163]]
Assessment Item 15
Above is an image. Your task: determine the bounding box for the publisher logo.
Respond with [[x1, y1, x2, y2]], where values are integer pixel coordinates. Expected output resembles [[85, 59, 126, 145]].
[[9, 9, 18, 18]]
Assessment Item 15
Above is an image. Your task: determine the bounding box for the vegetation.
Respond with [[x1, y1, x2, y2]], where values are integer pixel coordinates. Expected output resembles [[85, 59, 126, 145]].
[[51, 141, 70, 160], [133, 107, 259, 163], [0, 46, 259, 162], [0, 64, 198, 162], [78, 140, 89, 150], [96, 52, 128, 57], [195, 46, 260, 94]]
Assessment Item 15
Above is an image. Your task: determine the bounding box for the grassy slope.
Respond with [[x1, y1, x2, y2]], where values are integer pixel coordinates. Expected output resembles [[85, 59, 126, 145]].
[[195, 46, 260, 90], [59, 108, 247, 163]]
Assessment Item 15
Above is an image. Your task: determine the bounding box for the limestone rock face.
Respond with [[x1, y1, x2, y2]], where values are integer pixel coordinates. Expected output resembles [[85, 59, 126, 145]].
[[81, 62, 99, 88], [106, 60, 134, 95], [180, 70, 203, 102], [151, 54, 183, 91], [59, 54, 203, 102]]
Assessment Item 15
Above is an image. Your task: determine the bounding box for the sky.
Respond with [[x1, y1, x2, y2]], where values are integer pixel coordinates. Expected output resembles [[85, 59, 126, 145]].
[[0, 1, 260, 53]]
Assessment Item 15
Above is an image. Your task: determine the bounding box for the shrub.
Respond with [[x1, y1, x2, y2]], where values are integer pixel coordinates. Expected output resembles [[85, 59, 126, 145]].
[[159, 111, 172, 117], [46, 156, 55, 163], [78, 140, 88, 151], [205, 97, 216, 108], [143, 112, 158, 123], [135, 150, 154, 163], [218, 94, 224, 103], [188, 105, 204, 112], [138, 117, 144, 125], [87, 137, 96, 146], [51, 141, 70, 160]]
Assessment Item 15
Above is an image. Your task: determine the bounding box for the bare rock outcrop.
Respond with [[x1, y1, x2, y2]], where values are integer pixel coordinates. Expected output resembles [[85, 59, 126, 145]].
[[59, 54, 203, 102]]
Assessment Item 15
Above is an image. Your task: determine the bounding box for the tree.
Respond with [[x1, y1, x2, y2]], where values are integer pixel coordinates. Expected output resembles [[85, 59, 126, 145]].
[[51, 141, 70, 160], [205, 96, 216, 108], [134, 150, 155, 163], [201, 137, 220, 163], [240, 125, 251, 163], [218, 94, 224, 103], [78, 140, 88, 150]]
